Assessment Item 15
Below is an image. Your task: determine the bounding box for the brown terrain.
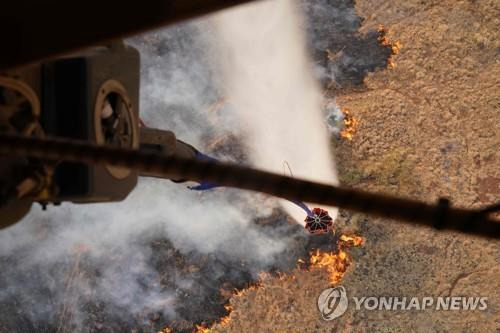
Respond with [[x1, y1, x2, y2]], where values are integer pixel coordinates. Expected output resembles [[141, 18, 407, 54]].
[[209, 0, 500, 332]]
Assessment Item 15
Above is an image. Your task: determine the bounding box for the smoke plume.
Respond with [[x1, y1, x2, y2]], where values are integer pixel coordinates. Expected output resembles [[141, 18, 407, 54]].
[[0, 4, 331, 331], [0, 1, 391, 331], [211, 0, 339, 222]]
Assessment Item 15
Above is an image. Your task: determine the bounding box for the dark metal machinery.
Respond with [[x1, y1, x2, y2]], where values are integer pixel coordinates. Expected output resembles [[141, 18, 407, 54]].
[[0, 0, 498, 236], [0, 41, 205, 227], [0, 133, 498, 238], [0, 0, 261, 228], [0, 0, 260, 70]]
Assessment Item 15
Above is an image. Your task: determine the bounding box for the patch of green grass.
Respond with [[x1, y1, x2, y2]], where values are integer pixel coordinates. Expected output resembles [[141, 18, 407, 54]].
[[366, 148, 416, 191], [339, 168, 364, 185]]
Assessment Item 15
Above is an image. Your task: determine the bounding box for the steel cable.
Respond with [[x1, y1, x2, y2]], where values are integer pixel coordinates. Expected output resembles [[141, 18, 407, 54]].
[[0, 133, 498, 239]]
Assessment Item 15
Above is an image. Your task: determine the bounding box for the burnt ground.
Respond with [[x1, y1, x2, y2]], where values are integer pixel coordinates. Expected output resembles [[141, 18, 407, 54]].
[[211, 0, 500, 332], [301, 0, 392, 87], [0, 209, 340, 333]]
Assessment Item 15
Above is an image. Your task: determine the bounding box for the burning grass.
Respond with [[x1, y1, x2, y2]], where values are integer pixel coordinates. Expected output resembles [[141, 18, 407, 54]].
[[183, 232, 364, 333], [378, 24, 402, 69], [194, 304, 233, 333], [340, 108, 359, 141], [309, 233, 364, 285]]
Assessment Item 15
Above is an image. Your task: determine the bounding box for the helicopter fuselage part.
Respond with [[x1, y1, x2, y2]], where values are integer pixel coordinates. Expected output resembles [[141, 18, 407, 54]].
[[0, 0, 262, 70], [0, 43, 142, 227]]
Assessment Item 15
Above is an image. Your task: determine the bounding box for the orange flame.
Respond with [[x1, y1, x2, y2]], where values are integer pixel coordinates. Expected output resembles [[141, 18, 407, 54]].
[[340, 108, 359, 141], [219, 304, 233, 325], [185, 233, 364, 333], [309, 249, 349, 285], [195, 325, 211, 333], [339, 234, 364, 246], [377, 24, 402, 69], [158, 328, 173, 333], [309, 234, 364, 285], [194, 298, 237, 332], [391, 40, 402, 55], [234, 280, 263, 297]]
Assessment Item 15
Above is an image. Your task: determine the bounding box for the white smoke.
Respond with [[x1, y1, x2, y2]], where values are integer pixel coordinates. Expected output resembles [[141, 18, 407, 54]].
[[0, 20, 288, 329], [0, 0, 341, 330], [211, 0, 339, 222]]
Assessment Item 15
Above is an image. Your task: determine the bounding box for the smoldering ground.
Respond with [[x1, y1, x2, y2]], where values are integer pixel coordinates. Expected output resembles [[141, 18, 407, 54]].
[[301, 0, 392, 88], [0, 1, 391, 332]]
